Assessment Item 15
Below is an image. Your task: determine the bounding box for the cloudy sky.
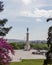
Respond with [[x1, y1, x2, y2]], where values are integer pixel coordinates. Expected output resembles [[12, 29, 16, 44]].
[[0, 0, 52, 40]]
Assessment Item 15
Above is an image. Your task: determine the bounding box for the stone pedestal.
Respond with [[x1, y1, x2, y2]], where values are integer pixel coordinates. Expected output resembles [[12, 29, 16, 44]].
[[24, 43, 30, 51]]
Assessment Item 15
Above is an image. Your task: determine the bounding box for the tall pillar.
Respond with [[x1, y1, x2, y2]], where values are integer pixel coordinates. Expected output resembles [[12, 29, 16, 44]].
[[24, 27, 30, 51]]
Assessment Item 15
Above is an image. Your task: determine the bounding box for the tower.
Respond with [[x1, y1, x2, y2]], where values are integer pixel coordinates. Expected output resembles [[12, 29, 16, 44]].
[[24, 27, 30, 51]]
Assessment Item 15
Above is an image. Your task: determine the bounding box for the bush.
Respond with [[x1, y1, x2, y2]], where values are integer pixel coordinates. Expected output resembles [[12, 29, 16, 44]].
[[10, 43, 25, 49], [10, 42, 49, 50], [30, 43, 49, 50]]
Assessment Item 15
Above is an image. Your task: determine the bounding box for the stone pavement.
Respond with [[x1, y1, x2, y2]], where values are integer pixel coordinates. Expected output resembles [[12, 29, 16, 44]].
[[9, 50, 47, 62]]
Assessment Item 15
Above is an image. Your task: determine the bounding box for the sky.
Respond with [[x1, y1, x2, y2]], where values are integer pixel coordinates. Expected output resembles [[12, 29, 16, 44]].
[[0, 0, 52, 40]]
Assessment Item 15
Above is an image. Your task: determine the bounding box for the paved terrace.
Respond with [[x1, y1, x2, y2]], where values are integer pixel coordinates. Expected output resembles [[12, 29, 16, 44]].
[[9, 50, 47, 62]]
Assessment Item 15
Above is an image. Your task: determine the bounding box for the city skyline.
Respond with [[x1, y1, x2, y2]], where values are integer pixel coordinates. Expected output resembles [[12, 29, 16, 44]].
[[0, 0, 52, 40]]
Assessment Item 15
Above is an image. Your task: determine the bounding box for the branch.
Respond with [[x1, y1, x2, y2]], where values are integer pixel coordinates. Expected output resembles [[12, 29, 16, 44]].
[[47, 18, 52, 22]]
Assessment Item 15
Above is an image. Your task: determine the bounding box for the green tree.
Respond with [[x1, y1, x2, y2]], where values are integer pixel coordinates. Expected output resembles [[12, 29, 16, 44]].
[[0, 1, 12, 37], [0, 1, 14, 65], [47, 18, 52, 48], [43, 18, 52, 65]]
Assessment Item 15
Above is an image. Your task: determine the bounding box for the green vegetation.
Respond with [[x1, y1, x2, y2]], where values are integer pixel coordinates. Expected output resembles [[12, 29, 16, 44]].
[[10, 42, 49, 50], [30, 43, 49, 50], [10, 59, 44, 65], [10, 42, 25, 49]]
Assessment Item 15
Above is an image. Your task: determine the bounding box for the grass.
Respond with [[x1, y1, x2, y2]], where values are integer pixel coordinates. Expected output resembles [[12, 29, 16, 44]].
[[10, 59, 44, 65]]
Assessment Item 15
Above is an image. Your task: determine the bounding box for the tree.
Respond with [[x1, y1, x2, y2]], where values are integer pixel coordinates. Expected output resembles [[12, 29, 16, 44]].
[[47, 18, 52, 22], [0, 1, 4, 12], [0, 1, 14, 65], [47, 18, 52, 47], [43, 18, 52, 65]]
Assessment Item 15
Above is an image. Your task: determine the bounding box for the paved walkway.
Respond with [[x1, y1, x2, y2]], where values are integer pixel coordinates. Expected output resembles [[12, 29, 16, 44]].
[[9, 50, 46, 62]]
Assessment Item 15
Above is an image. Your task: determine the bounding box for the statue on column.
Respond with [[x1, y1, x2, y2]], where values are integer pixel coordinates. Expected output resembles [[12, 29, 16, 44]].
[[24, 27, 30, 51], [43, 18, 52, 65]]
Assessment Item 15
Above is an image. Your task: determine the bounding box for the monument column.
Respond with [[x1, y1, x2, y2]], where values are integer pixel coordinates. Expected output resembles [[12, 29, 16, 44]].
[[24, 27, 30, 51]]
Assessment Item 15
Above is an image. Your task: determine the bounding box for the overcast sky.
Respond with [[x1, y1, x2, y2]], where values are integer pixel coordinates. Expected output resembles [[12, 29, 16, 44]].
[[0, 0, 52, 40]]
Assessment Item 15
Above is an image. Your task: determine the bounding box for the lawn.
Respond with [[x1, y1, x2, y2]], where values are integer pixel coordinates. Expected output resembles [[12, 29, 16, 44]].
[[10, 59, 44, 65]]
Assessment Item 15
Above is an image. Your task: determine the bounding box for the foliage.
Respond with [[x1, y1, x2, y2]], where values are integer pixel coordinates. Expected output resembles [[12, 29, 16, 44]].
[[0, 38, 14, 65], [0, 19, 12, 36], [30, 43, 48, 50], [0, 1, 4, 12], [0, 1, 12, 36], [0, 1, 14, 65], [10, 42, 49, 50], [10, 43, 25, 49], [10, 43, 20, 49], [43, 18, 52, 65]]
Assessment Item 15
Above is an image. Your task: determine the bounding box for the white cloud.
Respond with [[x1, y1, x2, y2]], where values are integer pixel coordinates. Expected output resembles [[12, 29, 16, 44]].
[[22, 0, 32, 5], [35, 18, 42, 22], [19, 10, 32, 16], [33, 8, 49, 17], [19, 8, 52, 18]]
